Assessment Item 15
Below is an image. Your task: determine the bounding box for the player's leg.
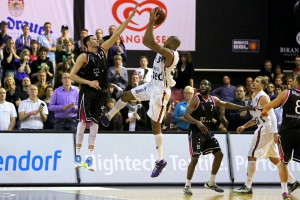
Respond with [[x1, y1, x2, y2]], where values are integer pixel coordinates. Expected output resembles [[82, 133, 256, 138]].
[[183, 155, 199, 195], [82, 120, 98, 171]]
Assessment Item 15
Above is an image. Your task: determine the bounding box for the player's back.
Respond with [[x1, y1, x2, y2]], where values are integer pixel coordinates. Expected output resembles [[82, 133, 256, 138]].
[[280, 88, 300, 131], [250, 90, 271, 126]]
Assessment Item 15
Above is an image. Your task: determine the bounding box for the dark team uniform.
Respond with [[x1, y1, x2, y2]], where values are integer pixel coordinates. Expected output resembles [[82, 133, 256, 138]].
[[278, 88, 300, 163], [189, 94, 221, 156], [77, 48, 108, 123]]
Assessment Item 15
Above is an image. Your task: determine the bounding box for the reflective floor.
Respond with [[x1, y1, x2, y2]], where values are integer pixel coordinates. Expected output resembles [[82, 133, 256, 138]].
[[0, 186, 299, 200]]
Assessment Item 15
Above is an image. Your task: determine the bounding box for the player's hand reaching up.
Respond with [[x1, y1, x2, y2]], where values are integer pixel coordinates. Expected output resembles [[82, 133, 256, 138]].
[[196, 121, 208, 134], [236, 126, 245, 134], [149, 8, 159, 24], [88, 80, 101, 90]]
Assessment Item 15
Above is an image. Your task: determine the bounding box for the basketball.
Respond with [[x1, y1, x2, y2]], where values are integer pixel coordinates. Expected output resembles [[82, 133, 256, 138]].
[[153, 7, 166, 25]]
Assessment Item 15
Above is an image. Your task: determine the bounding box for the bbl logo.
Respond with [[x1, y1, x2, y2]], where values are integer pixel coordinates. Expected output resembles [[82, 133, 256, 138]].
[[8, 0, 24, 17], [232, 39, 260, 53]]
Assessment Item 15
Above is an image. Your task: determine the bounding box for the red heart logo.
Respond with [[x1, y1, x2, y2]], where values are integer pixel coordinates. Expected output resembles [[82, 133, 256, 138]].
[[112, 0, 168, 32]]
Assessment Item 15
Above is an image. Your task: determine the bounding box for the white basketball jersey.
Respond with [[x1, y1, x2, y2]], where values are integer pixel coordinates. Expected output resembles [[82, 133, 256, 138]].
[[250, 90, 271, 126], [149, 50, 179, 88]]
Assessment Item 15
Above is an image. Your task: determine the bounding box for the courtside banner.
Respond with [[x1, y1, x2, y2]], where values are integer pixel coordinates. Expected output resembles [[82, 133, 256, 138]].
[[0, 133, 76, 183], [85, 0, 196, 51], [79, 134, 230, 183], [0, 0, 74, 40], [230, 134, 300, 183]]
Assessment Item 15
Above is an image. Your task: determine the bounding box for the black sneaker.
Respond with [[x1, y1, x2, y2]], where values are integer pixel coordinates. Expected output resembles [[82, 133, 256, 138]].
[[288, 180, 300, 193], [204, 181, 224, 193], [233, 185, 253, 194], [183, 186, 193, 195]]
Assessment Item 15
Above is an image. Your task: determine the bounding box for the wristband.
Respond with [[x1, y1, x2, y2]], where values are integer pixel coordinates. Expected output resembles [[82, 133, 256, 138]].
[[30, 111, 33, 115]]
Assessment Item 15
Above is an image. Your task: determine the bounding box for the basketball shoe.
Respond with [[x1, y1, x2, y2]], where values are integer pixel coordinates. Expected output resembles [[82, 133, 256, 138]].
[[183, 186, 193, 195], [282, 192, 293, 200], [151, 159, 167, 178], [288, 180, 300, 193], [74, 155, 82, 169], [100, 113, 110, 127], [82, 157, 94, 171], [233, 185, 253, 194], [204, 181, 224, 193]]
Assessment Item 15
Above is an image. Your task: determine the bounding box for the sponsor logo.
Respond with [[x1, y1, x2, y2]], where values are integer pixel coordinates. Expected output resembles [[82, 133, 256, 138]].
[[8, 0, 24, 17], [0, 150, 62, 171], [232, 39, 260, 52], [112, 0, 167, 32], [6, 16, 49, 35]]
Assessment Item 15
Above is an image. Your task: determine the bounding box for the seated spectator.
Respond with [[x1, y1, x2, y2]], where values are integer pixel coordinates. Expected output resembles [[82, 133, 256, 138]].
[[211, 75, 236, 102], [105, 83, 123, 102], [2, 39, 20, 78], [173, 51, 194, 89], [3, 75, 21, 107], [18, 85, 48, 130], [35, 70, 48, 100], [275, 85, 283, 96], [225, 85, 255, 132], [274, 64, 285, 84], [103, 25, 125, 46], [121, 100, 149, 131], [105, 97, 123, 131], [74, 29, 88, 58], [134, 56, 153, 84], [293, 55, 300, 77], [259, 60, 275, 83], [55, 60, 72, 88], [43, 86, 54, 129], [15, 24, 32, 55], [274, 76, 283, 87], [56, 40, 75, 69], [125, 73, 140, 91], [107, 36, 127, 67], [95, 29, 104, 45], [56, 25, 74, 52], [286, 76, 294, 89], [266, 82, 277, 100], [49, 73, 78, 131], [29, 39, 39, 62], [30, 46, 54, 84], [245, 77, 253, 96], [107, 55, 128, 90], [15, 49, 31, 86], [0, 87, 17, 130], [0, 21, 12, 49], [0, 48, 3, 87], [172, 86, 194, 131]]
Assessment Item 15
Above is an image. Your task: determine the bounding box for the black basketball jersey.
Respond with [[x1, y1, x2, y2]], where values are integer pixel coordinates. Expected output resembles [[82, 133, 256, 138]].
[[280, 88, 300, 132], [78, 48, 107, 89], [189, 94, 216, 141]]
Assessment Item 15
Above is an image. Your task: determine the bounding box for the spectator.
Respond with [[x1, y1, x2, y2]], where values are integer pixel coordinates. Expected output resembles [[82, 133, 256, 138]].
[[275, 85, 283, 96], [107, 55, 128, 90], [105, 83, 123, 102], [15, 24, 32, 55], [35, 70, 48, 100], [125, 73, 140, 91], [30, 46, 54, 84], [245, 77, 253, 96], [225, 85, 255, 132], [95, 28, 104, 45], [107, 36, 127, 67], [56, 40, 75, 69], [211, 75, 236, 102], [56, 25, 74, 52], [103, 25, 125, 46], [105, 97, 123, 131], [15, 49, 31, 86], [266, 82, 277, 100], [172, 86, 194, 131], [49, 73, 78, 131], [293, 55, 300, 77], [74, 28, 88, 58], [0, 21, 12, 52], [37, 22, 57, 76], [174, 51, 194, 89], [0, 87, 17, 130], [263, 75, 270, 93], [2, 39, 20, 78], [274, 64, 285, 84], [121, 100, 149, 131], [0, 47, 3, 87], [134, 56, 153, 84], [18, 85, 48, 130], [29, 39, 39, 63], [274, 76, 283, 87], [15, 77, 30, 107], [259, 60, 275, 83], [3, 75, 20, 107], [54, 60, 71, 89], [43, 86, 54, 129], [286, 76, 294, 89]]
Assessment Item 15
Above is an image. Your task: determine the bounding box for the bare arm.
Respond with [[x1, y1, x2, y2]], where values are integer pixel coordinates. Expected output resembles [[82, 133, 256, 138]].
[[101, 4, 138, 51], [143, 9, 173, 66], [261, 91, 286, 116], [214, 96, 251, 110], [8, 117, 16, 130]]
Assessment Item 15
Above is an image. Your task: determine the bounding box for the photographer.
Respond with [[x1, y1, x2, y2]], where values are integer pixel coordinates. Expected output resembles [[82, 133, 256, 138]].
[[18, 85, 48, 130]]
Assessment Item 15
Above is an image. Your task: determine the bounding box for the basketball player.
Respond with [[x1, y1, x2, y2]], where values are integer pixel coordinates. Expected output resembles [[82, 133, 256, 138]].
[[233, 76, 297, 198], [100, 9, 181, 178], [182, 79, 253, 195], [261, 74, 300, 200], [70, 5, 138, 171]]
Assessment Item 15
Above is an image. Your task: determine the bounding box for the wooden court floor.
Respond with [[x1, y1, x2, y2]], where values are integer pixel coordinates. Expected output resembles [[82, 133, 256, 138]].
[[0, 186, 299, 200]]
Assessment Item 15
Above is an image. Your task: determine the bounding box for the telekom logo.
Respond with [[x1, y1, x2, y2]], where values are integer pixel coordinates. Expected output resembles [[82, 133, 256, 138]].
[[112, 0, 168, 32]]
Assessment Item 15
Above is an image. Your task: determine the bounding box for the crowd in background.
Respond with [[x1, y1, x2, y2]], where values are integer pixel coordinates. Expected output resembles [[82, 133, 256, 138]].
[[0, 20, 299, 133]]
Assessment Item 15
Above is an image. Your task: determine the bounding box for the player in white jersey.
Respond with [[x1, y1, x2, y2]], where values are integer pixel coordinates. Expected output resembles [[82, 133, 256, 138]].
[[100, 9, 181, 178], [233, 76, 297, 195]]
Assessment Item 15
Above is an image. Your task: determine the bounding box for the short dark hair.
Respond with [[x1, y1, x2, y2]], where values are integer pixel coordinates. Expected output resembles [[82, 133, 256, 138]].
[[83, 35, 93, 47], [236, 85, 245, 92], [39, 46, 48, 53], [44, 22, 51, 27]]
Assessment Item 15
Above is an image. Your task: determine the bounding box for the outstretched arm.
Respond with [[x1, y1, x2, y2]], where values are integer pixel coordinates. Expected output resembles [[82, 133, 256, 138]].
[[214, 96, 252, 111], [261, 91, 287, 117], [101, 4, 138, 51]]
